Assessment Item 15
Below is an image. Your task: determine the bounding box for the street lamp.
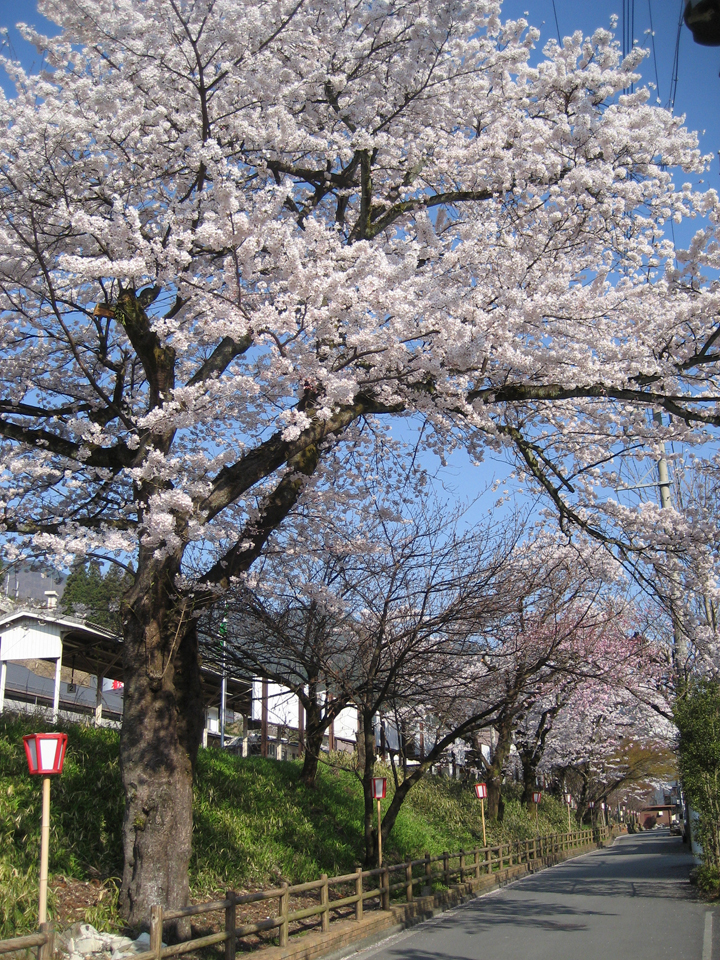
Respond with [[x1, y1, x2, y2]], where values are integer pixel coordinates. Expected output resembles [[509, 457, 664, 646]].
[[474, 783, 488, 846], [23, 733, 68, 925], [371, 777, 387, 867]]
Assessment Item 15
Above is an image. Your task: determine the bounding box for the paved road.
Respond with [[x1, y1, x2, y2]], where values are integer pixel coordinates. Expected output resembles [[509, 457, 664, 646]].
[[350, 831, 716, 960]]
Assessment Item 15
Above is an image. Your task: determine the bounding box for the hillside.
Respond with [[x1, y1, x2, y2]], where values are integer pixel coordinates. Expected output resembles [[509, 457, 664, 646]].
[[0, 713, 576, 937]]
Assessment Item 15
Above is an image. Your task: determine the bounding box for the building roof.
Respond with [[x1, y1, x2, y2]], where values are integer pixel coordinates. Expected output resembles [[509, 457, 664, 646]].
[[0, 609, 123, 680], [0, 609, 251, 711]]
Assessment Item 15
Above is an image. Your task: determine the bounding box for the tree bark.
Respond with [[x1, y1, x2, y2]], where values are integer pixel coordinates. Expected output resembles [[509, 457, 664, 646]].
[[485, 715, 513, 821], [520, 749, 538, 806], [361, 709, 379, 867], [299, 695, 324, 787], [119, 549, 204, 937]]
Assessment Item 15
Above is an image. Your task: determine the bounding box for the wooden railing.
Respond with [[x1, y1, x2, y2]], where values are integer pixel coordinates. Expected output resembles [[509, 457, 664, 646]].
[[0, 922, 54, 959], [0, 827, 607, 960], [125, 826, 605, 960]]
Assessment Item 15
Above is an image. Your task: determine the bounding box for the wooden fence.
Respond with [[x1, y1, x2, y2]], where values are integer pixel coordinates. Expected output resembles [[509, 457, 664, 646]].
[[0, 826, 607, 960], [0, 923, 54, 960]]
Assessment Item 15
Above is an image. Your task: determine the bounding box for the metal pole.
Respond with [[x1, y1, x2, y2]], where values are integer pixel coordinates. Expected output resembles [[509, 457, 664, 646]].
[[220, 651, 227, 749], [220, 616, 227, 749], [377, 798, 382, 867], [38, 776, 51, 924]]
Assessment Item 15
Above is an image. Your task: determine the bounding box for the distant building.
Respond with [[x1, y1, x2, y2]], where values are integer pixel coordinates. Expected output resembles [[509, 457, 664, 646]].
[[0, 609, 119, 723], [0, 609, 249, 739], [0, 609, 494, 772]]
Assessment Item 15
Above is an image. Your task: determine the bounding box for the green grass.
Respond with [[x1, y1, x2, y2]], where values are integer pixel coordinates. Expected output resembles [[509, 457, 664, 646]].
[[0, 714, 123, 936], [0, 713, 591, 937]]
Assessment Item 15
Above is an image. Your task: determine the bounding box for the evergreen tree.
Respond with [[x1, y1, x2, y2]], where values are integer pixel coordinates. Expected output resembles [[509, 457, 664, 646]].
[[62, 562, 131, 633]]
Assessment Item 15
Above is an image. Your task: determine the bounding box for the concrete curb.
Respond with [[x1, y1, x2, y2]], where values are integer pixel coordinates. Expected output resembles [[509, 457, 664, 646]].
[[259, 840, 604, 960]]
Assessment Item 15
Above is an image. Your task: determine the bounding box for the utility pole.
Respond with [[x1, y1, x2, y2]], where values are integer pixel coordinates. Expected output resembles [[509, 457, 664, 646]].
[[653, 412, 687, 680], [654, 412, 692, 849]]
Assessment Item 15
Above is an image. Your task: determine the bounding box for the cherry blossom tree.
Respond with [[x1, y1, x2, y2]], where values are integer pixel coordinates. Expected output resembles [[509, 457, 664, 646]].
[[542, 671, 675, 822], [466, 556, 631, 818], [207, 494, 525, 863], [1, 0, 719, 925]]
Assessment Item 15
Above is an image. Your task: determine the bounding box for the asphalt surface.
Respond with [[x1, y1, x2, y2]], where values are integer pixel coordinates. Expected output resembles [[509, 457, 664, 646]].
[[346, 830, 715, 960]]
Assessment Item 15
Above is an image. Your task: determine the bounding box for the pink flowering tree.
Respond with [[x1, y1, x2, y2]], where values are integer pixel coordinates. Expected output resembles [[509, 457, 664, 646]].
[[1, 0, 719, 925], [542, 666, 675, 821]]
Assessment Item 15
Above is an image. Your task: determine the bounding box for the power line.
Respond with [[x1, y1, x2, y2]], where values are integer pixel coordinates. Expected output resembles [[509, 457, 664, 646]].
[[667, 0, 685, 110], [647, 0, 661, 101], [551, 0, 561, 44], [621, 0, 637, 92]]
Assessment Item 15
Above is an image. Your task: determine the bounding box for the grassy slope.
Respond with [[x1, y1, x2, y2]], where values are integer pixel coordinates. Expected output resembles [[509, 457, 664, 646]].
[[0, 713, 580, 937]]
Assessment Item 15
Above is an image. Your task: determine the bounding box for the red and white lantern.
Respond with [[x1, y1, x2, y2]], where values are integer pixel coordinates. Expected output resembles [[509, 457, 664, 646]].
[[565, 793, 572, 805], [371, 777, 387, 800], [23, 733, 68, 775], [474, 783, 488, 800], [532, 791, 542, 804]]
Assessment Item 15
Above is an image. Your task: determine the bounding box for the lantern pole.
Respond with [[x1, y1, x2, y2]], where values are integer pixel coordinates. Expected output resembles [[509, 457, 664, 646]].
[[23, 732, 68, 926], [480, 797, 486, 847], [377, 797, 382, 867], [535, 797, 539, 833], [38, 775, 51, 924]]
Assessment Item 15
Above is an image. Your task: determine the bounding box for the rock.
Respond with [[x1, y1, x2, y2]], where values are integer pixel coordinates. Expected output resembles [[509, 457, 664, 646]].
[[57, 924, 165, 960], [103, 936, 134, 953], [111, 932, 166, 960], [76, 938, 105, 956], [57, 923, 105, 957]]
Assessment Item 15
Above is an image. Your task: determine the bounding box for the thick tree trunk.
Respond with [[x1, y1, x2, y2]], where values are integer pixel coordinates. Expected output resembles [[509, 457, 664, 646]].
[[485, 717, 513, 821], [299, 697, 325, 787], [361, 710, 379, 867], [119, 550, 204, 937], [356, 711, 366, 773], [520, 750, 537, 806]]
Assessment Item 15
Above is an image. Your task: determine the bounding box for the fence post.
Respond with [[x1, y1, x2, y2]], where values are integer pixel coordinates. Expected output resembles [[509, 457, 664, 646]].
[[355, 867, 364, 921], [321, 874, 330, 933], [474, 847, 480, 881], [406, 862, 414, 902], [486, 846, 492, 875], [533, 835, 537, 860], [225, 891, 237, 960], [279, 883, 289, 948], [424, 852, 432, 892], [38, 922, 54, 960], [459, 849, 465, 884], [150, 905, 163, 960], [381, 867, 390, 910], [443, 851, 450, 888]]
